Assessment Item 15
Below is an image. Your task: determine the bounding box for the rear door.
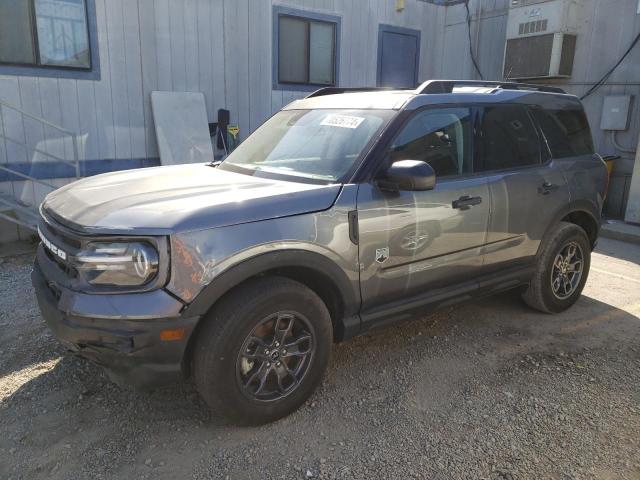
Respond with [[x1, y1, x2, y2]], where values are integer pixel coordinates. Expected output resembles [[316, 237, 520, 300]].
[[377, 25, 420, 88], [357, 107, 491, 319], [477, 104, 570, 270]]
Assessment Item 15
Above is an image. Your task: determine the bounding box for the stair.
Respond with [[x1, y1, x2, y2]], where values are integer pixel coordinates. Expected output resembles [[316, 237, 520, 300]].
[[0, 98, 80, 236], [0, 193, 39, 231]]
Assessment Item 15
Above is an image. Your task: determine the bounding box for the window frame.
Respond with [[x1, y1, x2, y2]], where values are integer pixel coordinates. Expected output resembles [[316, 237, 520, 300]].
[[371, 104, 476, 183], [473, 104, 546, 175], [0, 0, 100, 80], [272, 6, 340, 92], [528, 105, 595, 160]]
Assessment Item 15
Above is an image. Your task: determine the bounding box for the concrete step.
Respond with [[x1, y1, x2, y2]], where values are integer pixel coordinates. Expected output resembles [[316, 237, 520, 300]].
[[601, 220, 640, 245]]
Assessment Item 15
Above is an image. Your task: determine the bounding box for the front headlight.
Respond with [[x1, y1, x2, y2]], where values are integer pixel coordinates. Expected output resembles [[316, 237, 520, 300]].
[[75, 242, 159, 286]]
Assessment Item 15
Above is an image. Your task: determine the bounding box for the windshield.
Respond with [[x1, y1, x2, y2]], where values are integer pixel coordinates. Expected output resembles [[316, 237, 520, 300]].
[[218, 109, 394, 183]]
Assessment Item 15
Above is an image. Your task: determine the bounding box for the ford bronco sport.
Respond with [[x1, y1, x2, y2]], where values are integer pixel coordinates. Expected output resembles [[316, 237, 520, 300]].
[[33, 80, 607, 424]]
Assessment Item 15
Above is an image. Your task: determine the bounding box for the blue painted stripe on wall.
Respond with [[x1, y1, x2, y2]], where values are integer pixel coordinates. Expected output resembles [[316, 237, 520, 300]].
[[0, 157, 160, 182]]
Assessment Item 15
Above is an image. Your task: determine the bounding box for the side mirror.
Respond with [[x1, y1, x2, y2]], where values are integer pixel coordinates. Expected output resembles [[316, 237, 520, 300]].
[[378, 160, 436, 191]]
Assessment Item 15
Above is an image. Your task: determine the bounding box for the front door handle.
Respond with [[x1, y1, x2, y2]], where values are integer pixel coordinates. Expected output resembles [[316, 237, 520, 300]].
[[539, 182, 560, 195], [452, 195, 482, 210]]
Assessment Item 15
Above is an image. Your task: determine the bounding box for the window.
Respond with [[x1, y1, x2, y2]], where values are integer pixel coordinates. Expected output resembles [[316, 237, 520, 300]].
[[274, 7, 340, 90], [220, 109, 394, 183], [476, 105, 541, 172], [390, 108, 472, 177], [530, 107, 594, 158], [0, 0, 99, 79]]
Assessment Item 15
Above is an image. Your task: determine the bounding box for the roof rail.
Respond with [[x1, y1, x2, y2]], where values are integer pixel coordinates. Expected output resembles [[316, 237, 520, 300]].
[[305, 87, 393, 98], [415, 80, 566, 95]]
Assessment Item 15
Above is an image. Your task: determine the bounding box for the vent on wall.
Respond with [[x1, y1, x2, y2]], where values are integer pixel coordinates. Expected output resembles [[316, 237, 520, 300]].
[[518, 19, 548, 35]]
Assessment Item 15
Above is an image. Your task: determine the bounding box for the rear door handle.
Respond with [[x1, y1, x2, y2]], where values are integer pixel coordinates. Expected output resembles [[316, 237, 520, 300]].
[[539, 182, 559, 195], [452, 195, 482, 210]]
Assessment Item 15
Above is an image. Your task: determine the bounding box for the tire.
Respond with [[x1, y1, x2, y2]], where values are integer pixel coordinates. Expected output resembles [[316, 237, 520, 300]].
[[192, 276, 332, 425], [522, 221, 591, 314]]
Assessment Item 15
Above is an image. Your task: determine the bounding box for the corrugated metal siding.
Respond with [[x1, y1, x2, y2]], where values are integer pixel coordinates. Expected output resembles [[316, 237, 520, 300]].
[[1, 0, 639, 242]]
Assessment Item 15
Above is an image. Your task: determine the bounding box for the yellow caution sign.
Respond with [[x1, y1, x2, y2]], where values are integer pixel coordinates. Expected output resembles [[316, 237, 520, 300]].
[[228, 125, 240, 139]]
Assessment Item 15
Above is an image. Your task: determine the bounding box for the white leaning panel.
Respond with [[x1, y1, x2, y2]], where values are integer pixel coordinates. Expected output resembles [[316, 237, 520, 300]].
[[151, 91, 214, 165]]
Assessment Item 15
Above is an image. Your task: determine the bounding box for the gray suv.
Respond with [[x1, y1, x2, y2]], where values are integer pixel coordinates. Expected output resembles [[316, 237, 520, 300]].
[[33, 80, 607, 424]]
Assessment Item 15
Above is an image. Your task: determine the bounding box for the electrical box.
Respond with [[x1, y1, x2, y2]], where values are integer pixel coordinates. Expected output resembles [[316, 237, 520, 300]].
[[503, 0, 587, 80], [600, 96, 633, 131]]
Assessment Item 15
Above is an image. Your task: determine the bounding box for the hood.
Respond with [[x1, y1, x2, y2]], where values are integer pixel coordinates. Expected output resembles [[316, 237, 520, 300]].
[[43, 164, 341, 235]]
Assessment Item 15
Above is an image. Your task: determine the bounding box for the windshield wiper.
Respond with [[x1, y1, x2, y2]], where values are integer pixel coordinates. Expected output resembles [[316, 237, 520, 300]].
[[208, 160, 223, 168]]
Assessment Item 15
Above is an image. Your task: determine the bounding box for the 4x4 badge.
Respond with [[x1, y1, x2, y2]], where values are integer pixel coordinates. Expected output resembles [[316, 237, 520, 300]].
[[375, 247, 389, 264]]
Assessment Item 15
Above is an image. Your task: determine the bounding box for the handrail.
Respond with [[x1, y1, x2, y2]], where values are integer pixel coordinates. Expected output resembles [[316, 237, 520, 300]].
[[0, 98, 82, 233], [0, 165, 57, 189], [0, 195, 40, 219], [0, 98, 77, 136], [1, 132, 79, 168], [0, 212, 36, 230]]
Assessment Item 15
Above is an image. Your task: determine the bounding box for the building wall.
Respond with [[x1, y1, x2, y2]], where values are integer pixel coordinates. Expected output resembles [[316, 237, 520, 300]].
[[0, 0, 451, 242], [441, 0, 640, 219], [1, 0, 639, 243]]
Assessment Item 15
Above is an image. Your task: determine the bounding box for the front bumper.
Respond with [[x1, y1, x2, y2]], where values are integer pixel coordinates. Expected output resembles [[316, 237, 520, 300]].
[[32, 250, 200, 388]]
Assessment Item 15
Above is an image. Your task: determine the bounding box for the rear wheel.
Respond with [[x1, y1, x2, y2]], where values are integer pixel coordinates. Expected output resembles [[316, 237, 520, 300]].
[[192, 276, 332, 424], [522, 222, 591, 313]]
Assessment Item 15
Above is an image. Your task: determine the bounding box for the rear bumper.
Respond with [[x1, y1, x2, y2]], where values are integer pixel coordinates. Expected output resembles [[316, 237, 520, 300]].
[[32, 255, 200, 388]]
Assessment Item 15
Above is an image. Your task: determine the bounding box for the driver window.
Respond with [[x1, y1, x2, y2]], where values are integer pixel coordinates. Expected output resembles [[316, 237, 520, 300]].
[[390, 107, 472, 177]]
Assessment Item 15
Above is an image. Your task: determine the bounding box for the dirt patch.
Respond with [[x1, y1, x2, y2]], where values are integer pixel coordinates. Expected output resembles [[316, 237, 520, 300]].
[[1, 238, 640, 479]]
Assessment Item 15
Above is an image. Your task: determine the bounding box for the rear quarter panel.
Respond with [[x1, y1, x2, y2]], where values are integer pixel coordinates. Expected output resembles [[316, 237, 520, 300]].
[[562, 154, 608, 216]]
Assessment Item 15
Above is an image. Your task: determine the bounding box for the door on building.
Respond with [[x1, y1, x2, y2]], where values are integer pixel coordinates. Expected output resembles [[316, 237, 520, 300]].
[[377, 25, 421, 89]]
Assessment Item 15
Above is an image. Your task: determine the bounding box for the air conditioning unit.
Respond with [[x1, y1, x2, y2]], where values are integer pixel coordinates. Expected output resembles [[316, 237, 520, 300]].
[[503, 0, 586, 80]]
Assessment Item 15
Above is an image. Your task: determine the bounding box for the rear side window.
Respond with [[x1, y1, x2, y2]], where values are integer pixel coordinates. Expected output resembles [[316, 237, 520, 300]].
[[390, 107, 472, 177], [531, 107, 594, 158], [476, 105, 541, 172]]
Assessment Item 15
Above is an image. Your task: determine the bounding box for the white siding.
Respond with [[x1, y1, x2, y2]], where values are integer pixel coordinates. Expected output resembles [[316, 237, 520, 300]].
[[1, 0, 639, 242]]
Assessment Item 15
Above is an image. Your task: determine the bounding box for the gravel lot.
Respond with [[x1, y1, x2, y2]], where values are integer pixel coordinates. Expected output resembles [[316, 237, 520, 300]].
[[1, 237, 639, 480]]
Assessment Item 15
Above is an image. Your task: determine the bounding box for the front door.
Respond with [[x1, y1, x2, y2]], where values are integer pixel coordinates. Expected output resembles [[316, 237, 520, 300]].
[[377, 25, 420, 88], [357, 107, 491, 323]]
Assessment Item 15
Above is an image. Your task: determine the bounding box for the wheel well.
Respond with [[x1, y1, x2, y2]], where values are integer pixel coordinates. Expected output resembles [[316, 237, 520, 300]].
[[561, 211, 598, 248], [181, 266, 347, 377], [262, 266, 345, 335]]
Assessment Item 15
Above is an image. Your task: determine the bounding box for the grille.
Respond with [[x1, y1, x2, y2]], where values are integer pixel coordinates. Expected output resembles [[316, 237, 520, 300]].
[[39, 218, 81, 279], [43, 246, 78, 278]]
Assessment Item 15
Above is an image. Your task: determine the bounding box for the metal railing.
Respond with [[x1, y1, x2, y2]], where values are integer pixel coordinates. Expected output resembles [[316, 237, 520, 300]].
[[0, 98, 81, 231]]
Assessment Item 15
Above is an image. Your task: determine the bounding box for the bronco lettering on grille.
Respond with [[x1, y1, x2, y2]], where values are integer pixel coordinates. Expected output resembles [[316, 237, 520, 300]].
[[38, 227, 68, 261]]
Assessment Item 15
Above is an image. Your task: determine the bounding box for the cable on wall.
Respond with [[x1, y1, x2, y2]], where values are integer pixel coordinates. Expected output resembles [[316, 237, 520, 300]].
[[464, 0, 484, 80], [611, 130, 637, 155], [580, 31, 640, 100]]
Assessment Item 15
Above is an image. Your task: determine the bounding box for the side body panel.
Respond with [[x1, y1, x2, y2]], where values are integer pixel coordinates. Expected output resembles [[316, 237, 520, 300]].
[[483, 161, 570, 271], [356, 176, 490, 316], [561, 154, 607, 223], [167, 184, 360, 311]]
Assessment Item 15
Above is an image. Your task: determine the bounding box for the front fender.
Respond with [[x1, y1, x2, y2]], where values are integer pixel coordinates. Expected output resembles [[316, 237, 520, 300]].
[[165, 185, 360, 314], [180, 248, 359, 320]]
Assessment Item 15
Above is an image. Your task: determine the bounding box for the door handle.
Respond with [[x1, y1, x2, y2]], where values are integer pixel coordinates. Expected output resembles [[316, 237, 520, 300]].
[[538, 182, 559, 195], [452, 195, 482, 210]]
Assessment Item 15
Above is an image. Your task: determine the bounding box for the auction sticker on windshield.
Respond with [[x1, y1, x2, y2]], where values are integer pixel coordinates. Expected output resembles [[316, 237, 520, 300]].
[[320, 114, 365, 129]]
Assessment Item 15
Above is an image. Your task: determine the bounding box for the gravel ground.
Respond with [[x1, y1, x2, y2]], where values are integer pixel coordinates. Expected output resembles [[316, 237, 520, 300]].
[[0, 237, 639, 480]]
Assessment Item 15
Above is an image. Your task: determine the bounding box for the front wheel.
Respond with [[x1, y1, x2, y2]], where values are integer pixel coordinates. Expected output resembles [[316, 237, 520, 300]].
[[192, 277, 332, 424], [522, 222, 591, 313]]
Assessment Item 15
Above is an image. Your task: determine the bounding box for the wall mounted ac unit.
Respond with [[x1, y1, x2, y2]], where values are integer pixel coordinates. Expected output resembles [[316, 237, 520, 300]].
[[503, 0, 586, 80]]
